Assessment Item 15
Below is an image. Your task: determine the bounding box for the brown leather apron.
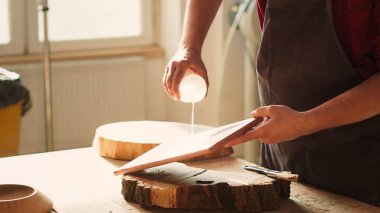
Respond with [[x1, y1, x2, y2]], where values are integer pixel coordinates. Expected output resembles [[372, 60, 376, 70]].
[[257, 0, 380, 206]]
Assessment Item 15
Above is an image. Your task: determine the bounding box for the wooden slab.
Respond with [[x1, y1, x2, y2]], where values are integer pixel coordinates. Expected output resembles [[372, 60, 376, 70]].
[[93, 121, 233, 161], [114, 118, 263, 175], [122, 162, 290, 212]]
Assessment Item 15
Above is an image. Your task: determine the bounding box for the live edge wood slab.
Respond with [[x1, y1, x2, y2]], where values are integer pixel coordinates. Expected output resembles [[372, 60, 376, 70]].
[[122, 162, 291, 213]]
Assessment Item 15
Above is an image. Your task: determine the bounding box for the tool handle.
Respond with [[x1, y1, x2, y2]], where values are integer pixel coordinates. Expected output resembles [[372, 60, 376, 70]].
[[242, 165, 298, 182]]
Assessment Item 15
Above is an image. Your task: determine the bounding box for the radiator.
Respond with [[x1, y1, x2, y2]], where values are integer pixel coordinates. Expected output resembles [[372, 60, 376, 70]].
[[5, 57, 150, 154]]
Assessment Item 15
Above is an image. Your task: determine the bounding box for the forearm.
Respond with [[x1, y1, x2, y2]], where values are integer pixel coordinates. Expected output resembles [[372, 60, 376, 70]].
[[305, 72, 380, 134], [180, 0, 222, 54]]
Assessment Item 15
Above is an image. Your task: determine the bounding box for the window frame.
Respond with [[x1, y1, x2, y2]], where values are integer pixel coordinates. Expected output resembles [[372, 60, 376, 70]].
[[0, 0, 154, 55], [0, 0, 25, 55]]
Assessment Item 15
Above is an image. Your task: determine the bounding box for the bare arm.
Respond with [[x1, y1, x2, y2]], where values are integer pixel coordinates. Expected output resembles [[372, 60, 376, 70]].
[[305, 72, 380, 133], [162, 0, 222, 100], [180, 0, 223, 53], [226, 72, 380, 145]]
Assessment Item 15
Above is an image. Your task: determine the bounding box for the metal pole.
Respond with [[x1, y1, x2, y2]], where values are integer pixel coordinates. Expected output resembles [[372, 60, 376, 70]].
[[42, 0, 54, 151]]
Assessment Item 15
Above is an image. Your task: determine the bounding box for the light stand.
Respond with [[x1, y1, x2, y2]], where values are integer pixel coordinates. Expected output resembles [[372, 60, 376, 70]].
[[41, 0, 53, 151]]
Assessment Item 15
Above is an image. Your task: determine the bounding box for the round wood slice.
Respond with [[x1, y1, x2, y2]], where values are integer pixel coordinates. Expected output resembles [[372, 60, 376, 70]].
[[122, 162, 291, 212], [93, 121, 234, 161]]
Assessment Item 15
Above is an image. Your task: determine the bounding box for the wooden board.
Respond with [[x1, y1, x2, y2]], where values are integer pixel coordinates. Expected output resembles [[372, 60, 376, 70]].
[[93, 121, 233, 161], [114, 118, 263, 175], [122, 162, 290, 212]]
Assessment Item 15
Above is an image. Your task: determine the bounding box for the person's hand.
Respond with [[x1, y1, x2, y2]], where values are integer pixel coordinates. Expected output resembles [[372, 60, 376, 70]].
[[162, 49, 209, 101], [226, 105, 313, 146]]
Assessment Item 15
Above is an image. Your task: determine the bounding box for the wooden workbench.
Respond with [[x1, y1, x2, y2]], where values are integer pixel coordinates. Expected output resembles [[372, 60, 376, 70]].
[[0, 148, 378, 213]]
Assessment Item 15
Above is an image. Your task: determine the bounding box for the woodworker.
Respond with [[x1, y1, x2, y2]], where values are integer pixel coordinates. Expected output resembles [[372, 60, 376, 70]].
[[162, 0, 380, 207]]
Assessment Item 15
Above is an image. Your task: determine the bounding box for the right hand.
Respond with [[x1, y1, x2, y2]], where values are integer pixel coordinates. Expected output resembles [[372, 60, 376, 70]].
[[162, 49, 209, 101]]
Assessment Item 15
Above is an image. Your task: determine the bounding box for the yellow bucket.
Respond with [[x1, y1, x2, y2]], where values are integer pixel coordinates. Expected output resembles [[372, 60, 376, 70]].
[[0, 102, 21, 157]]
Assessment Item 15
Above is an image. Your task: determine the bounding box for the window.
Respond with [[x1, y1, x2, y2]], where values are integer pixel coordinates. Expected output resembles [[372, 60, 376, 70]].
[[0, 0, 154, 55], [37, 0, 142, 42], [0, 0, 24, 55], [0, 0, 10, 44]]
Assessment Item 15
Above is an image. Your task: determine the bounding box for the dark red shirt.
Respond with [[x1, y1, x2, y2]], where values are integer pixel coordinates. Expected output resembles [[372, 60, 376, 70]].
[[257, 0, 380, 79]]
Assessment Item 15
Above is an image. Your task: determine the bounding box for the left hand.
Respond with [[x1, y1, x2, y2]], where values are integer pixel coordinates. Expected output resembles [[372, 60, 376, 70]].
[[226, 105, 313, 146]]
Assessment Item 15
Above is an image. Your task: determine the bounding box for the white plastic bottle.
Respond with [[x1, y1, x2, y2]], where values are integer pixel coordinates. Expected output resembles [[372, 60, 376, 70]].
[[179, 73, 207, 103]]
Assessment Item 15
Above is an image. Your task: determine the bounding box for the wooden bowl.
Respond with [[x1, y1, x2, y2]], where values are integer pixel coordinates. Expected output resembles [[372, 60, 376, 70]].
[[0, 184, 53, 213]]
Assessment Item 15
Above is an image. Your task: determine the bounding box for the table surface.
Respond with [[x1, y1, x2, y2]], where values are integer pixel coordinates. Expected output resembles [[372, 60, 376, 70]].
[[0, 148, 378, 213]]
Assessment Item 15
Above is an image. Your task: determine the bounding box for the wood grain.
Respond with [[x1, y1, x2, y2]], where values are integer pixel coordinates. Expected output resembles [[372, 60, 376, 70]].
[[1, 148, 379, 213], [0, 184, 52, 213], [122, 162, 290, 212], [114, 118, 263, 175]]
